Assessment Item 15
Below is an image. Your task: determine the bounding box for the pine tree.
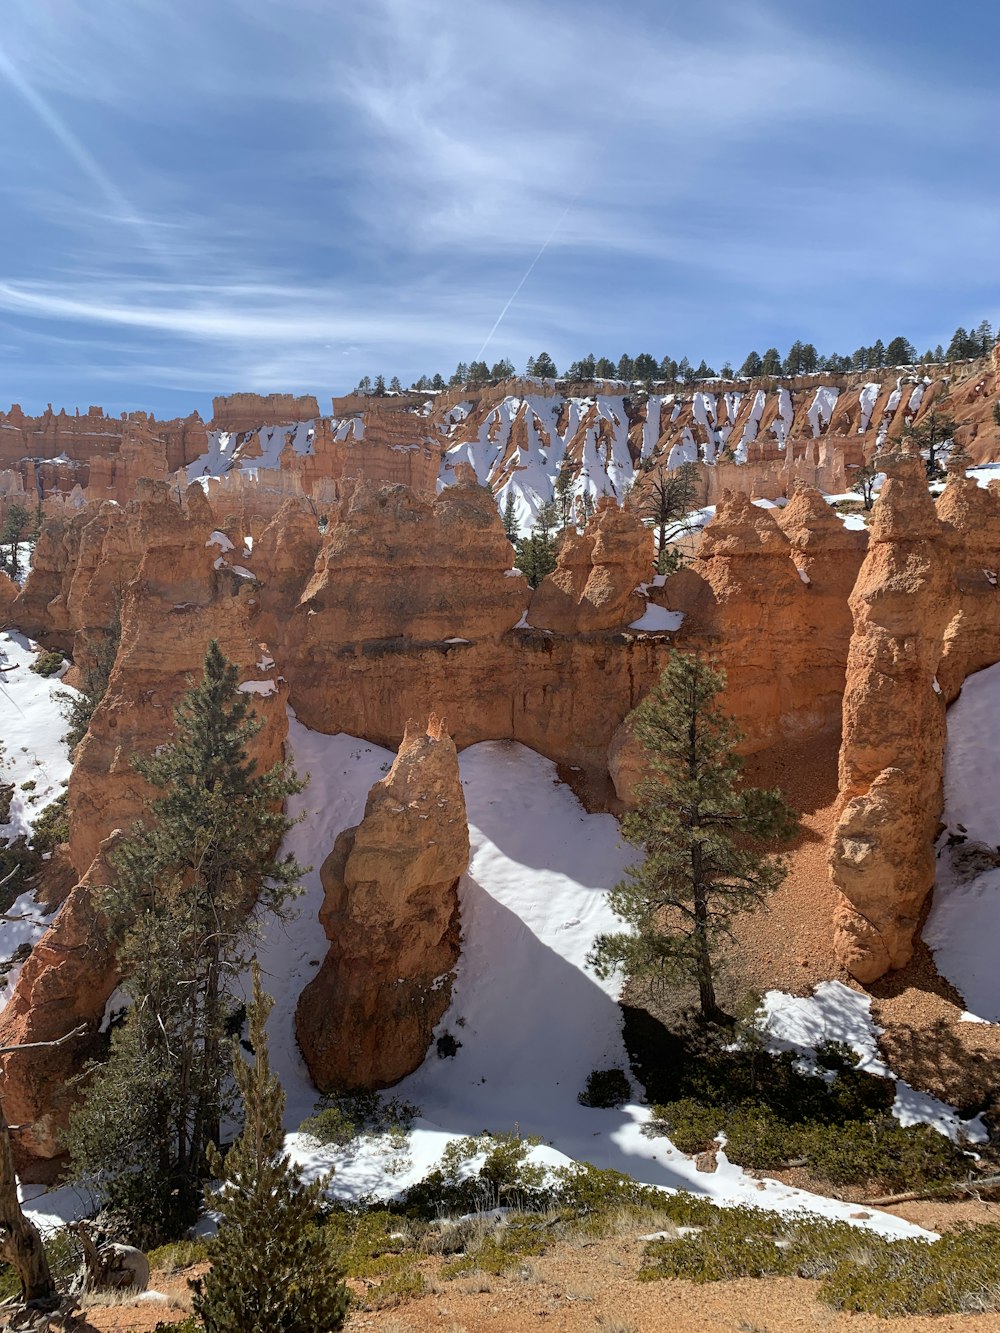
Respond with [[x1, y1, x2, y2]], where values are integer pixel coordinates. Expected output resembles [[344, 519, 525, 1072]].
[[502, 490, 519, 544], [885, 336, 916, 366], [66, 643, 306, 1244], [946, 327, 970, 362], [739, 350, 763, 378], [355, 376, 372, 394], [490, 357, 515, 380], [588, 653, 797, 1021], [976, 320, 994, 356], [515, 502, 559, 587], [0, 503, 29, 579], [659, 356, 678, 381], [851, 460, 880, 510], [554, 464, 576, 528], [191, 963, 349, 1333], [783, 341, 804, 376], [388, 375, 402, 393], [633, 352, 658, 381], [616, 353, 634, 381], [636, 463, 699, 574], [899, 410, 958, 481], [431, 373, 446, 390], [760, 348, 782, 376], [373, 374, 386, 396], [451, 362, 469, 386], [532, 352, 557, 378]]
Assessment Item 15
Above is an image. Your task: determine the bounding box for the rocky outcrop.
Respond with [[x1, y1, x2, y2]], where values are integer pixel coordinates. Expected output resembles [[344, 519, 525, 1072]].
[[529, 498, 652, 632], [296, 715, 469, 1090], [297, 466, 527, 644], [0, 836, 121, 1174], [829, 452, 956, 981]]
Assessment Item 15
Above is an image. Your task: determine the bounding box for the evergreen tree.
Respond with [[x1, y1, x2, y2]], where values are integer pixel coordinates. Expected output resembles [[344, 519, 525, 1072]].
[[431, 373, 446, 390], [588, 653, 797, 1022], [739, 350, 763, 378], [532, 352, 557, 378], [355, 376, 372, 394], [577, 490, 596, 526], [515, 502, 559, 587], [595, 357, 617, 378], [451, 362, 469, 386], [885, 336, 916, 366], [852, 346, 869, 372], [191, 963, 349, 1333], [66, 644, 306, 1244], [946, 327, 971, 361], [800, 343, 818, 373], [720, 361, 733, 380], [933, 344, 945, 362], [616, 353, 634, 381], [636, 462, 699, 574], [502, 490, 519, 544], [524, 355, 536, 376], [976, 320, 994, 356], [467, 360, 490, 384], [490, 357, 515, 380], [678, 357, 696, 384], [783, 341, 804, 376], [760, 348, 782, 376], [633, 352, 658, 381], [658, 356, 679, 381], [388, 375, 402, 393], [693, 359, 716, 380], [0, 503, 29, 579], [870, 339, 886, 368], [373, 374, 386, 396], [554, 464, 576, 528]]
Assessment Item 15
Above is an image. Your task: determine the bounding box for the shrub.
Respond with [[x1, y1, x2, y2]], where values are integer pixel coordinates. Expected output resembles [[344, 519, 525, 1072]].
[[578, 1068, 632, 1109], [401, 1131, 551, 1218], [30, 791, 69, 854], [299, 1089, 419, 1147], [29, 650, 64, 677]]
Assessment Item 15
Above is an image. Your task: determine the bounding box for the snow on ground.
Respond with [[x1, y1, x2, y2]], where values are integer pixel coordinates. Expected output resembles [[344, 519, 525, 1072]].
[[0, 631, 77, 843], [235, 717, 933, 1240], [760, 982, 986, 1143], [925, 661, 1000, 1022]]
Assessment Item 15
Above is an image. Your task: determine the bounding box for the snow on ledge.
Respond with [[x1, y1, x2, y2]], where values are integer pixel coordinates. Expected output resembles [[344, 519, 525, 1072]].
[[238, 679, 277, 696], [629, 605, 684, 633]]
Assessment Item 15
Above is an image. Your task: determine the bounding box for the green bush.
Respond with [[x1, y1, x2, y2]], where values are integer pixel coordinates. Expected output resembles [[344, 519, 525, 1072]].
[[29, 650, 64, 677], [401, 1131, 551, 1218], [299, 1089, 419, 1147], [578, 1067, 632, 1109], [147, 1238, 211, 1272], [30, 791, 69, 854]]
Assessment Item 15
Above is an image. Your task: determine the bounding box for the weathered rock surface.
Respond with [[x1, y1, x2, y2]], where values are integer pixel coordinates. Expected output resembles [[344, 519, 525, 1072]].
[[297, 467, 528, 643], [0, 836, 121, 1173], [829, 453, 956, 981], [296, 715, 469, 1090], [529, 498, 652, 632]]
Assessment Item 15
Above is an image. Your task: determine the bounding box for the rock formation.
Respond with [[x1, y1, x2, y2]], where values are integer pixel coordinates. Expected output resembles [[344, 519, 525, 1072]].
[[296, 714, 469, 1090], [829, 452, 956, 981], [297, 466, 528, 644], [0, 836, 121, 1172], [529, 498, 653, 632]]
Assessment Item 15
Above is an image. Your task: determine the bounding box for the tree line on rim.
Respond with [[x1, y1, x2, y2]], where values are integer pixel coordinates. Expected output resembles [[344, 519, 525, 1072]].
[[353, 320, 998, 397]]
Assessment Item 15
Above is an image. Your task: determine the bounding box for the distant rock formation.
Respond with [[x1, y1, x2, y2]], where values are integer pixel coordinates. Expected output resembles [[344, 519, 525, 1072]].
[[529, 498, 653, 633], [296, 714, 469, 1090]]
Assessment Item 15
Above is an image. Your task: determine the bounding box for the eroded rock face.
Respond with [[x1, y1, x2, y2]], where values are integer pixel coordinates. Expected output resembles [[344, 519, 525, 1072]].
[[529, 498, 652, 633], [297, 468, 527, 643], [830, 454, 956, 981], [0, 836, 121, 1174], [296, 715, 469, 1090]]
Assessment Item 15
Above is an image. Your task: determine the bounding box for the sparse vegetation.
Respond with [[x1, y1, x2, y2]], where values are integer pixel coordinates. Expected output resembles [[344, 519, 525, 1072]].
[[578, 1068, 632, 1109], [28, 649, 64, 677]]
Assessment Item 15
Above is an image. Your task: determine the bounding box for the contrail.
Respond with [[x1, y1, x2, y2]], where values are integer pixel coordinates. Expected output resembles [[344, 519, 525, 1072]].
[[474, 200, 576, 364], [0, 41, 177, 276]]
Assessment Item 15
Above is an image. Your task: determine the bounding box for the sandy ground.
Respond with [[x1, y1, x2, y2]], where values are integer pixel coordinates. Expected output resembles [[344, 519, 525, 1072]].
[[730, 734, 1000, 1116]]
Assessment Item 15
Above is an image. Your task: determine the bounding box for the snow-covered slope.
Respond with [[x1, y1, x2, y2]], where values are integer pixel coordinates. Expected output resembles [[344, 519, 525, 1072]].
[[242, 717, 935, 1239], [925, 661, 1000, 1021]]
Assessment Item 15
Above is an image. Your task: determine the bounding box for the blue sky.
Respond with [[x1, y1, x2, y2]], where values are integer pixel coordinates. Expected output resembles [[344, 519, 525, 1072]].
[[1, 0, 998, 419]]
